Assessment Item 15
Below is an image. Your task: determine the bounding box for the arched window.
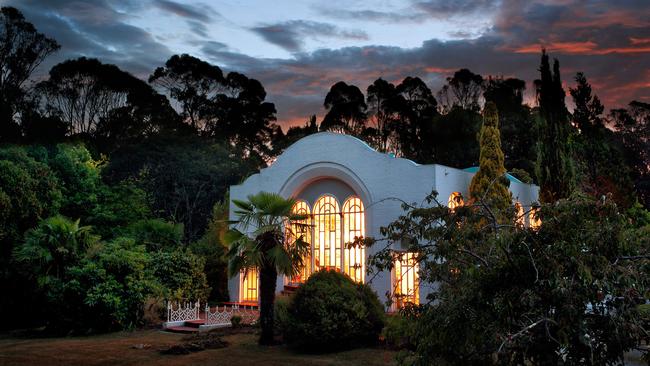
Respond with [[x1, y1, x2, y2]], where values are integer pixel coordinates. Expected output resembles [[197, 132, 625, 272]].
[[514, 202, 525, 227], [240, 268, 258, 303], [313, 195, 341, 271], [288, 200, 311, 283], [393, 252, 419, 310], [343, 197, 365, 283], [529, 207, 542, 230], [448, 192, 464, 211]]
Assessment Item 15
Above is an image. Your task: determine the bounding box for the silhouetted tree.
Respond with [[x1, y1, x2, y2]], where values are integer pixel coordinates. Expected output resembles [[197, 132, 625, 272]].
[[272, 115, 319, 155], [392, 76, 438, 161], [439, 68, 484, 112], [321, 81, 367, 134], [483, 77, 536, 177], [206, 71, 278, 162], [37, 58, 179, 149], [0, 7, 59, 141], [535, 50, 575, 202], [570, 72, 604, 133], [151, 55, 279, 162], [610, 101, 650, 207], [431, 106, 481, 168], [366, 78, 399, 151], [149, 54, 225, 131], [569, 73, 634, 207]]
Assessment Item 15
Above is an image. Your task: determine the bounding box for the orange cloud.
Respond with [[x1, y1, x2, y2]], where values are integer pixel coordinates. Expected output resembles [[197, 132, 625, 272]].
[[511, 41, 650, 55], [630, 37, 650, 45]]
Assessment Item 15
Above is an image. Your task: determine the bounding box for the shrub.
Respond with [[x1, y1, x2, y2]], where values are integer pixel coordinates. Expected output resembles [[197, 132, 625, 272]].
[[274, 295, 291, 332], [151, 249, 210, 302], [66, 237, 158, 332], [382, 312, 417, 350], [282, 269, 385, 352], [124, 219, 183, 252], [189, 202, 229, 302], [231, 315, 242, 328]]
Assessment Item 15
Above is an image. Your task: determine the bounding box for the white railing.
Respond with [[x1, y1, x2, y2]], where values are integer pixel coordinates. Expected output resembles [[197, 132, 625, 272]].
[[204, 304, 259, 327], [167, 301, 200, 323]]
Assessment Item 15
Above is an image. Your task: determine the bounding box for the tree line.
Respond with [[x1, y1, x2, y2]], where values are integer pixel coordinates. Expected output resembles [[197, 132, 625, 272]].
[[2, 6, 648, 209]]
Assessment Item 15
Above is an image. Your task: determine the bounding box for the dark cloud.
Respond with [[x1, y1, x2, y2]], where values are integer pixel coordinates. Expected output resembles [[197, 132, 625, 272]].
[[414, 0, 499, 17], [204, 0, 650, 125], [152, 0, 216, 23], [317, 8, 429, 23], [5, 0, 649, 129], [6, 0, 172, 78], [250, 20, 368, 52]]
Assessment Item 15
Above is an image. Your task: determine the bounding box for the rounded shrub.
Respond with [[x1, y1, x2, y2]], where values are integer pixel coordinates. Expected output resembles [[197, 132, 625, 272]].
[[282, 269, 385, 352]]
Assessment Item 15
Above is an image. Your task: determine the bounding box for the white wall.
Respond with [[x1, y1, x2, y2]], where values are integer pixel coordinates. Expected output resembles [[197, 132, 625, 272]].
[[228, 132, 539, 309]]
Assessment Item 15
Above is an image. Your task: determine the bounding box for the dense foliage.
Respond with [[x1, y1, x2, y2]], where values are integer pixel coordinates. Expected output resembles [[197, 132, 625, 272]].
[[367, 193, 649, 365], [0, 143, 214, 332], [282, 270, 385, 352]]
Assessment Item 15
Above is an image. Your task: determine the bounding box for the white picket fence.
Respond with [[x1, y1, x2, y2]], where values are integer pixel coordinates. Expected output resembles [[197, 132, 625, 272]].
[[167, 301, 201, 323], [205, 304, 258, 326], [165, 300, 259, 329]]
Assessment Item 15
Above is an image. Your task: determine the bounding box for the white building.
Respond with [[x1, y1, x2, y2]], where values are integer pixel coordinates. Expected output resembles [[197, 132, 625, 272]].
[[228, 132, 539, 309]]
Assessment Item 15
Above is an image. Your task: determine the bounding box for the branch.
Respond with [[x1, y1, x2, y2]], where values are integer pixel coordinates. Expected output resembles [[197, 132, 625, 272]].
[[498, 318, 556, 353]]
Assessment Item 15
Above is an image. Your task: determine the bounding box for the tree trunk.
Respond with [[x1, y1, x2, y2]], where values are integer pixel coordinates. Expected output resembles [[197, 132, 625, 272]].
[[258, 263, 278, 345]]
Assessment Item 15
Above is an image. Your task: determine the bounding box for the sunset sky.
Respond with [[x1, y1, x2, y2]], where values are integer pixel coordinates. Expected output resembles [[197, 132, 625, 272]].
[[5, 0, 650, 128]]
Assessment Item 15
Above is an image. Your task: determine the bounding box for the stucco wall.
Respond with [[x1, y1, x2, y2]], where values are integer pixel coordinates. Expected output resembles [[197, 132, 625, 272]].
[[228, 132, 539, 309]]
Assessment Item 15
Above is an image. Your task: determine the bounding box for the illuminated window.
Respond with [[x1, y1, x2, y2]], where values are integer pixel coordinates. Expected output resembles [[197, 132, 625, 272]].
[[514, 202, 525, 227], [343, 197, 365, 283], [240, 268, 258, 302], [393, 252, 419, 310], [448, 192, 464, 211], [529, 207, 542, 230], [287, 200, 312, 283], [313, 195, 341, 271]]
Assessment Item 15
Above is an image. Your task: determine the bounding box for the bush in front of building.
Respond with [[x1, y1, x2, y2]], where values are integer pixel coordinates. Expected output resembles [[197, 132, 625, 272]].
[[282, 269, 385, 352]]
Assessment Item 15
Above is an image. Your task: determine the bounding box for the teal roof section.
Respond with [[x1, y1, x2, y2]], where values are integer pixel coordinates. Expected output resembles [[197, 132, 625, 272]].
[[463, 167, 524, 184]]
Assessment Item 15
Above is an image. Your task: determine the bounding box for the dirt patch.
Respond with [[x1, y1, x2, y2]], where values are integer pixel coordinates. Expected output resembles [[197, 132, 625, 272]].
[[159, 333, 227, 355], [0, 329, 397, 366]]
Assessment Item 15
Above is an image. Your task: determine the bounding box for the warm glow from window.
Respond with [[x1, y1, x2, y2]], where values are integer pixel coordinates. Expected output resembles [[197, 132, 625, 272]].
[[288, 200, 311, 283], [448, 192, 464, 211], [529, 207, 542, 230], [313, 195, 341, 271], [240, 268, 258, 302], [343, 197, 365, 283], [393, 252, 419, 310], [515, 201, 525, 227]]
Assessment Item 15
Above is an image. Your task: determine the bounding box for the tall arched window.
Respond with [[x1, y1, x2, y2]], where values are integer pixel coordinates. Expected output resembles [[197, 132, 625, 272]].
[[448, 192, 464, 211], [514, 201, 525, 227], [288, 200, 311, 283], [240, 268, 259, 303], [313, 195, 341, 271], [343, 197, 365, 283], [393, 252, 419, 310]]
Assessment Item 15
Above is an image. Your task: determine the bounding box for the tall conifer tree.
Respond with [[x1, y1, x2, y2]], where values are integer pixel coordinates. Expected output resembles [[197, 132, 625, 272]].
[[536, 50, 575, 203], [469, 102, 512, 221]]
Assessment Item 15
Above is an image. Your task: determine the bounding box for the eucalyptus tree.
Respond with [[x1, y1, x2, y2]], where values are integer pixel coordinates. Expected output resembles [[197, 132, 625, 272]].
[[0, 7, 59, 141], [321, 81, 368, 135]]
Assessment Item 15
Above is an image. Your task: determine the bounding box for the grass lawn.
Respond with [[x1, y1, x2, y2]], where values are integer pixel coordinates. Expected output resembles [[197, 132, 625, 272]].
[[0, 329, 397, 366]]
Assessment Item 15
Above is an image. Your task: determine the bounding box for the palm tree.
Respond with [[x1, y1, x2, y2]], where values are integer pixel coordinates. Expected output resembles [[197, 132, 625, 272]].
[[15, 215, 98, 287], [225, 192, 310, 345]]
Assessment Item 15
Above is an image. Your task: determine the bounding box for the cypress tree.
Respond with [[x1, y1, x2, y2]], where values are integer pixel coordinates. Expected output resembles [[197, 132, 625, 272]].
[[469, 102, 512, 221], [536, 50, 576, 203]]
